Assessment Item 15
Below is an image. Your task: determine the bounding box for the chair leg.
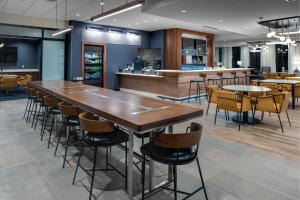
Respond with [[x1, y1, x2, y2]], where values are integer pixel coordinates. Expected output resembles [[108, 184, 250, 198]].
[[286, 111, 291, 127], [72, 142, 85, 185], [238, 112, 241, 131], [188, 82, 192, 103], [173, 165, 177, 200], [89, 146, 98, 200], [206, 103, 210, 116], [196, 158, 208, 200], [34, 104, 42, 130], [63, 126, 70, 168], [261, 112, 264, 122], [41, 112, 49, 141], [47, 115, 55, 148], [141, 154, 146, 200], [26, 98, 33, 123], [277, 113, 284, 133], [214, 106, 218, 125], [125, 142, 128, 189], [54, 125, 64, 157], [23, 98, 30, 118]]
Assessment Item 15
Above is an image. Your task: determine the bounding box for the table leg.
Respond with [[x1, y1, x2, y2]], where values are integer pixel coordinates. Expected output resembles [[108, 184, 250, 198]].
[[127, 131, 134, 199], [292, 84, 295, 109], [167, 125, 173, 181]]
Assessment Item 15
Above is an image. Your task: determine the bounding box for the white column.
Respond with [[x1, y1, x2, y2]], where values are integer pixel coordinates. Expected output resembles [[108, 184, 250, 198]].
[[261, 45, 276, 72], [240, 46, 250, 68]]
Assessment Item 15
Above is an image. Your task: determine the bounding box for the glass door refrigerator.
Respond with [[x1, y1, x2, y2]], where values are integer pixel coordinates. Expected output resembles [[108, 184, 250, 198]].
[[83, 44, 104, 86]]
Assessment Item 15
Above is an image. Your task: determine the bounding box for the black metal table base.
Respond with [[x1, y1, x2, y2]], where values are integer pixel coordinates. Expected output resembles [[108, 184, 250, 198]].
[[232, 116, 260, 124]]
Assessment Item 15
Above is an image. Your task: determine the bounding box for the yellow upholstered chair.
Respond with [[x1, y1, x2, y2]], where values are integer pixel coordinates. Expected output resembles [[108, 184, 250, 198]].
[[206, 85, 221, 116], [0, 76, 17, 95], [259, 82, 280, 95], [215, 91, 252, 131], [254, 92, 291, 132], [17, 74, 32, 86]]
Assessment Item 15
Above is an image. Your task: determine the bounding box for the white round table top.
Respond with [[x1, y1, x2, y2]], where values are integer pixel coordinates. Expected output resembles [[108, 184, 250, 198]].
[[222, 85, 271, 93]]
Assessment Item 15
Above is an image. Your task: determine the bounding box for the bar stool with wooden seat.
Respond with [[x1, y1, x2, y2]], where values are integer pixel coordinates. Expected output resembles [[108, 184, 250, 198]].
[[207, 71, 223, 86], [41, 95, 61, 148], [140, 122, 208, 200], [188, 73, 207, 104], [73, 112, 129, 200], [26, 88, 39, 123], [23, 87, 35, 120], [55, 102, 82, 168], [222, 72, 236, 85]]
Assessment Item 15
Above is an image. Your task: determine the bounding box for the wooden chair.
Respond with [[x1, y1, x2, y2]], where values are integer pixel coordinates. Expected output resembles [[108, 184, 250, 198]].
[[73, 112, 128, 200], [41, 95, 61, 148], [55, 101, 82, 168], [0, 76, 17, 95], [206, 85, 221, 116], [254, 92, 291, 133], [259, 82, 280, 95], [215, 91, 252, 131], [17, 74, 32, 86], [140, 122, 208, 200]]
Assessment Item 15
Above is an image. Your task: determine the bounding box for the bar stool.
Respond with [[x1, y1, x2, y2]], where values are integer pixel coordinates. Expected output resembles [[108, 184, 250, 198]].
[[32, 90, 47, 130], [188, 73, 207, 104], [55, 102, 82, 168], [73, 112, 129, 200], [207, 72, 223, 86], [222, 72, 236, 85], [140, 122, 208, 200], [133, 128, 165, 172], [41, 95, 61, 148], [25, 88, 39, 123], [23, 87, 35, 121]]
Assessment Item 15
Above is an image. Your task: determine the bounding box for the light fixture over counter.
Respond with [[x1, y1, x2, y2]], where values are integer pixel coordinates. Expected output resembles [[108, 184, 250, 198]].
[[91, 0, 144, 22], [52, 0, 73, 37]]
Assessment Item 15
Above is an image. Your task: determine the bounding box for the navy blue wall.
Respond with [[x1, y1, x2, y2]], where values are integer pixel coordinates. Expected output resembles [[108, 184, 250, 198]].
[[150, 30, 165, 69], [67, 21, 165, 90], [3, 40, 39, 69]]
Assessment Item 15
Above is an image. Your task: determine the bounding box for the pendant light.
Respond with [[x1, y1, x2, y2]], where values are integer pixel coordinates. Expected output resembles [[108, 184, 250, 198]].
[[91, 0, 144, 22], [52, 0, 73, 37]]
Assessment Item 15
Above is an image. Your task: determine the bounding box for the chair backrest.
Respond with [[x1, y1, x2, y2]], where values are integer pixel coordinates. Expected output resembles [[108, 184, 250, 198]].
[[79, 112, 114, 134], [1, 77, 17, 88], [207, 85, 220, 104], [154, 122, 203, 149], [294, 83, 300, 97], [44, 95, 59, 107], [259, 82, 280, 94], [278, 92, 290, 113], [199, 73, 207, 79], [217, 72, 223, 77], [58, 102, 81, 117], [216, 91, 237, 111], [26, 75, 32, 82]]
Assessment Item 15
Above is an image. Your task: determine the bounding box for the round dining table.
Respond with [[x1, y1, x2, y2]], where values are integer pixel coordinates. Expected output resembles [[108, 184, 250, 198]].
[[222, 85, 271, 124]]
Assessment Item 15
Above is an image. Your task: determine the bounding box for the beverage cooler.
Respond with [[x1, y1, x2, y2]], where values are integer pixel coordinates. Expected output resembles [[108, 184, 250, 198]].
[[82, 44, 104, 87]]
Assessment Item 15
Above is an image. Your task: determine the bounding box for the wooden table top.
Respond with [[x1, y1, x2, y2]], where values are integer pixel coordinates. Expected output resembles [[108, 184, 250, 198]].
[[256, 79, 300, 84], [29, 80, 203, 132], [223, 85, 271, 93]]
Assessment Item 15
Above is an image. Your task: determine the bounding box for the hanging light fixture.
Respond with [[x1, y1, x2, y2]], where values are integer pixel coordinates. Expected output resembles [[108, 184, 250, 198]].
[[0, 43, 4, 48], [52, 0, 73, 37], [91, 0, 144, 22]]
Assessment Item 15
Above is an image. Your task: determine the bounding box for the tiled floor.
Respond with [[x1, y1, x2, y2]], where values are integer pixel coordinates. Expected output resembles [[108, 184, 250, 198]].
[[0, 99, 299, 200]]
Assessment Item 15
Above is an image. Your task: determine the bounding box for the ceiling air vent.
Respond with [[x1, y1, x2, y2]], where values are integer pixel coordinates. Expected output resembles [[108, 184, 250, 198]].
[[202, 26, 218, 30]]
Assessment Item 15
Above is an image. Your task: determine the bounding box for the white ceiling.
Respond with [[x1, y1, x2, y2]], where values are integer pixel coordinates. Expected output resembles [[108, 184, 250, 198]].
[[0, 0, 299, 45]]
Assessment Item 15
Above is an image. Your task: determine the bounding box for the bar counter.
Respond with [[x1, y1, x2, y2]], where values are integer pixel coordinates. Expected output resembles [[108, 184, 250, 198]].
[[117, 68, 253, 97]]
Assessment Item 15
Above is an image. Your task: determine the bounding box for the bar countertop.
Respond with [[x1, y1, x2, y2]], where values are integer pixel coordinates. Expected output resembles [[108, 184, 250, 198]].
[[157, 68, 253, 74]]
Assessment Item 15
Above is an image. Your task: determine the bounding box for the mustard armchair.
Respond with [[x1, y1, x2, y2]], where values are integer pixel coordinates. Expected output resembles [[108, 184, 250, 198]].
[[17, 74, 32, 86], [206, 85, 221, 116], [254, 92, 291, 133], [215, 91, 252, 131], [0, 76, 18, 95]]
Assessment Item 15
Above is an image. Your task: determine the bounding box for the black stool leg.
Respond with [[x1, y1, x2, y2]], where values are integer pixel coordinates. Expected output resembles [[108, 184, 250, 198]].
[[47, 115, 55, 148], [188, 82, 192, 103], [125, 142, 128, 189], [196, 158, 208, 200], [41, 112, 49, 141], [73, 141, 85, 185], [141, 154, 146, 200], [23, 98, 30, 119], [173, 165, 178, 200], [89, 146, 98, 200], [54, 125, 64, 156], [63, 126, 70, 168]]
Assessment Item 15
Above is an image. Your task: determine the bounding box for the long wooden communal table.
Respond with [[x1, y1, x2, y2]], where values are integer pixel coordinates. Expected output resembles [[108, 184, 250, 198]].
[[29, 80, 203, 199]]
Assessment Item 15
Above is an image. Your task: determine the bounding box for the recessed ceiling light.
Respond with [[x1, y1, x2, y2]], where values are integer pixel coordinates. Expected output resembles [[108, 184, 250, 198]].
[[219, 19, 223, 23], [100, 2, 104, 5], [113, 19, 117, 22], [76, 13, 80, 17], [154, 18, 158, 21], [144, 20, 148, 23], [135, 22, 139, 25], [244, 26, 248, 29], [181, 10, 187, 13], [285, 0, 296, 2]]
